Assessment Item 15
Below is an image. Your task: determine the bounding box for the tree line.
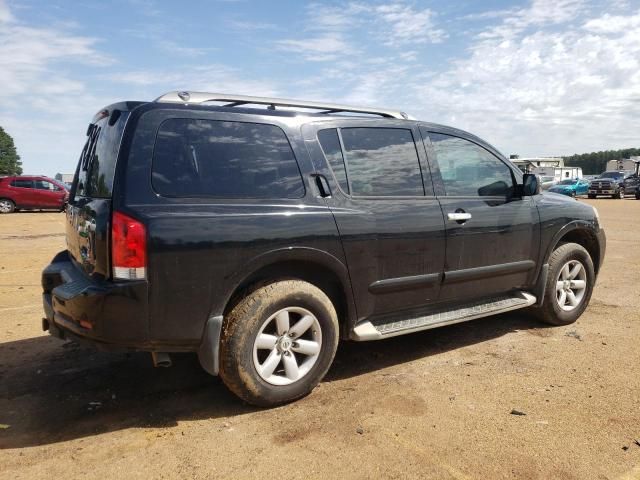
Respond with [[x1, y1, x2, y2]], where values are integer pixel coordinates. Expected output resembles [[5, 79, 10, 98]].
[[0, 126, 23, 176], [563, 147, 640, 175]]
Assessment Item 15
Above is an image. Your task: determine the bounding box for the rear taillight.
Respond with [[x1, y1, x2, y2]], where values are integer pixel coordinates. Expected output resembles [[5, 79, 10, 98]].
[[111, 211, 146, 280]]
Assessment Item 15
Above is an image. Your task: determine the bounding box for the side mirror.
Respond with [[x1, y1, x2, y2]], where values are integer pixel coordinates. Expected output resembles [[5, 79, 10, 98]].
[[522, 173, 541, 196]]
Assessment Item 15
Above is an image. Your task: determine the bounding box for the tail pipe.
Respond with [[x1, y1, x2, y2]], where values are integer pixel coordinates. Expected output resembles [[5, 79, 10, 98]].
[[151, 352, 172, 368]]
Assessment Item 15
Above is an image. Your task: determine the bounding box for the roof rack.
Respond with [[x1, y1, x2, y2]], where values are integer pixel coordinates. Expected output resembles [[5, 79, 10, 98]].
[[154, 91, 412, 120]]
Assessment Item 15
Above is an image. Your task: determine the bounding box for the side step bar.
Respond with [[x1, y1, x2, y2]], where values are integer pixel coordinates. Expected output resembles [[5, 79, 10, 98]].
[[352, 292, 536, 341]]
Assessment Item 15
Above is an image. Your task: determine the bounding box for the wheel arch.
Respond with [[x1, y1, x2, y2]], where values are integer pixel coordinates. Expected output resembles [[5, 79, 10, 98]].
[[213, 247, 357, 340], [546, 222, 602, 275]]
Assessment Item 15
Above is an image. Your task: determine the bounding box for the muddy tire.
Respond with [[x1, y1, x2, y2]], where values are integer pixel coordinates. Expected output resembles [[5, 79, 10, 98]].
[[219, 280, 339, 407], [530, 243, 595, 326]]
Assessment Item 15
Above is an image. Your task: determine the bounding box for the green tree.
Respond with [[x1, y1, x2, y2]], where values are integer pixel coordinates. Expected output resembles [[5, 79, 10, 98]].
[[0, 127, 23, 175]]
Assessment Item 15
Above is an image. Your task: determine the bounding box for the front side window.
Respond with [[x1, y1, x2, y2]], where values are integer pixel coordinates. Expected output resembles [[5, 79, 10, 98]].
[[152, 119, 304, 198], [340, 128, 424, 196], [35, 180, 57, 190], [426, 132, 514, 197], [10, 179, 33, 189]]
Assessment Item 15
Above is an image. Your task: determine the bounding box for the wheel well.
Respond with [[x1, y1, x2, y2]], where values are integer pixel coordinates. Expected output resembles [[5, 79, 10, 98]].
[[554, 228, 601, 274], [223, 260, 352, 338]]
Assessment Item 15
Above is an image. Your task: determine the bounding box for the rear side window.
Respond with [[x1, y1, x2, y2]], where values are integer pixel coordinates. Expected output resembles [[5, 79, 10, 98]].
[[340, 128, 424, 196], [75, 111, 130, 198], [152, 119, 304, 198], [426, 132, 514, 197], [10, 179, 33, 188], [317, 129, 349, 193]]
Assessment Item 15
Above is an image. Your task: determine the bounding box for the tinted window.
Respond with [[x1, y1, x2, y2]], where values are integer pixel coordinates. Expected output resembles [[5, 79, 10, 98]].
[[427, 132, 514, 197], [152, 119, 304, 198], [340, 128, 424, 196], [317, 129, 349, 193], [10, 179, 32, 188], [75, 111, 129, 198], [35, 180, 57, 190]]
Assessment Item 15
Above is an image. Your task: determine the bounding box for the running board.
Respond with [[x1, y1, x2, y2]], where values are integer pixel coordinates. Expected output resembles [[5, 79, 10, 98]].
[[352, 292, 536, 341]]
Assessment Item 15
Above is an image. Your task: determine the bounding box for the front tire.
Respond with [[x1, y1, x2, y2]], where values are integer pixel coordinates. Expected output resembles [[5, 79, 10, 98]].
[[219, 280, 339, 407], [531, 243, 595, 326], [616, 187, 624, 199]]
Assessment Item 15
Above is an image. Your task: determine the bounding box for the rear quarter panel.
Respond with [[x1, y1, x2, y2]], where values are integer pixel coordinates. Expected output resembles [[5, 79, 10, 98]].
[[117, 106, 347, 344]]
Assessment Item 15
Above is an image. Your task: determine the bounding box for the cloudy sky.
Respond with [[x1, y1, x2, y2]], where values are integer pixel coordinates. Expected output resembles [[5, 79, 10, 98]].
[[0, 0, 639, 176]]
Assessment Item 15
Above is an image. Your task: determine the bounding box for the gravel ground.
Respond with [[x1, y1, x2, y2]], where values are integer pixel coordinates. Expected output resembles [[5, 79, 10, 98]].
[[0, 199, 639, 479]]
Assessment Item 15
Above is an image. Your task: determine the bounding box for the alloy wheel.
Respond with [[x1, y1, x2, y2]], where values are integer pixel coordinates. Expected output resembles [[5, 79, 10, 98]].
[[555, 260, 587, 312], [252, 307, 322, 386], [0, 200, 13, 213]]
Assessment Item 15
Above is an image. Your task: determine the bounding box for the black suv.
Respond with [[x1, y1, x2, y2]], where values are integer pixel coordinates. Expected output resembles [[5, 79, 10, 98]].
[[588, 171, 629, 198], [42, 91, 606, 406]]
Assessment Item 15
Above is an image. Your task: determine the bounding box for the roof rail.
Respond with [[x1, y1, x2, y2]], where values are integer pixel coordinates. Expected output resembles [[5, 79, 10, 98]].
[[154, 91, 412, 120]]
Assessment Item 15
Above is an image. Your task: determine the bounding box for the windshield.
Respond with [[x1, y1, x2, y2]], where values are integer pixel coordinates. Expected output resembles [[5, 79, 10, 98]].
[[559, 179, 577, 185], [599, 171, 623, 179]]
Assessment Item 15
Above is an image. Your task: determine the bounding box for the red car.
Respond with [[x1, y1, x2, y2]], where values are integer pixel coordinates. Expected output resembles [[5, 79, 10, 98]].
[[0, 176, 69, 213]]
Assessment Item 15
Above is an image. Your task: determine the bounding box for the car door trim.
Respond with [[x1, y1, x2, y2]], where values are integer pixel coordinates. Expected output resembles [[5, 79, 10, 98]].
[[444, 260, 535, 284], [368, 272, 441, 294]]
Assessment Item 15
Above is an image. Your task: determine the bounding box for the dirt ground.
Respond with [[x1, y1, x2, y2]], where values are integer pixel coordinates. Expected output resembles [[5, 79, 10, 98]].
[[0, 199, 639, 480]]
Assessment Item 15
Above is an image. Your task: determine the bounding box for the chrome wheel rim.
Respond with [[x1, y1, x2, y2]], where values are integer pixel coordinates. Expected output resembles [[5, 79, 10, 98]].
[[252, 307, 322, 386], [0, 200, 12, 213], [555, 260, 587, 312]]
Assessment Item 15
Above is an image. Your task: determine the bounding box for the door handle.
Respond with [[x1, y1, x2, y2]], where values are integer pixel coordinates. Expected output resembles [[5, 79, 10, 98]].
[[447, 211, 472, 223], [313, 174, 331, 198]]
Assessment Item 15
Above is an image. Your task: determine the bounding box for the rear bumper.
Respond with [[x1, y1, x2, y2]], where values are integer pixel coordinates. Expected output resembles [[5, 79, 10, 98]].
[[41, 250, 150, 350]]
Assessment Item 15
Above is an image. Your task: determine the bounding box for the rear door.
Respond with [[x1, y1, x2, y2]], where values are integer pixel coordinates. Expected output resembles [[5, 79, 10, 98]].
[[421, 128, 540, 301], [66, 109, 130, 278], [8, 179, 35, 207], [303, 121, 446, 322]]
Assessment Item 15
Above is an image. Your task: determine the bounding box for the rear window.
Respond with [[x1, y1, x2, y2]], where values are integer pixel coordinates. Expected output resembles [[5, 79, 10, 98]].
[[75, 111, 130, 198], [152, 119, 304, 198], [10, 179, 33, 188]]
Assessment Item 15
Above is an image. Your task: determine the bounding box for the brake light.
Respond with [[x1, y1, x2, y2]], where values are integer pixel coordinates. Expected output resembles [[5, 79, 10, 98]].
[[112, 211, 146, 280]]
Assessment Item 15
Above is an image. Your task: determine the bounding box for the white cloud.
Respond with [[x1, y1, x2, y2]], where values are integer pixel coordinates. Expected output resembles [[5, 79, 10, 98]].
[[0, 2, 114, 175], [410, 8, 640, 156], [583, 12, 640, 33], [374, 3, 447, 45], [276, 34, 352, 61], [275, 1, 446, 61], [478, 0, 587, 40], [0, 0, 13, 23]]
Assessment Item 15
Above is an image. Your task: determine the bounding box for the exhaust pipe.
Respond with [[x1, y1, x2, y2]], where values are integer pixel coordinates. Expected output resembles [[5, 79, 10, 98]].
[[151, 352, 172, 368]]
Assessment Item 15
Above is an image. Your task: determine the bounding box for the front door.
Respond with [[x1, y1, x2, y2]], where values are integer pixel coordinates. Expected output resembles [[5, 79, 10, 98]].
[[304, 122, 446, 322], [421, 129, 540, 301]]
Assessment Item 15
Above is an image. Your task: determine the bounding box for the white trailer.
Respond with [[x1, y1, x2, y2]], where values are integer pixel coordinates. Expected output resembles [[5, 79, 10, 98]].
[[535, 166, 582, 181]]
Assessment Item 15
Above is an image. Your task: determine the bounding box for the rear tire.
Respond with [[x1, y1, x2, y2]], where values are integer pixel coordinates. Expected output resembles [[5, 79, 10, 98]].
[[219, 280, 339, 407], [530, 243, 595, 326], [0, 199, 15, 214]]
